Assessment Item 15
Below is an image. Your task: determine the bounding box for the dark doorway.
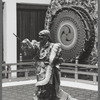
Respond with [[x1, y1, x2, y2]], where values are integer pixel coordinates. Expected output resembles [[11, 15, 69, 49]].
[[17, 4, 48, 62], [17, 4, 48, 77]]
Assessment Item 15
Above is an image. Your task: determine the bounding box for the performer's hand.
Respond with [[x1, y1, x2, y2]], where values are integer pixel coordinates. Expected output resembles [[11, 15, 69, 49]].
[[21, 38, 33, 56], [21, 38, 33, 49]]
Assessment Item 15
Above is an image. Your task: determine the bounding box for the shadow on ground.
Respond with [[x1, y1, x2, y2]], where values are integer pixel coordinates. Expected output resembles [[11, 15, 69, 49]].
[[2, 84, 98, 100]]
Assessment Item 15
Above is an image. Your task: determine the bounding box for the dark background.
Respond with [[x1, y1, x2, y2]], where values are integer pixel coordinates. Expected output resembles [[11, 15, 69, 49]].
[[17, 4, 48, 62]]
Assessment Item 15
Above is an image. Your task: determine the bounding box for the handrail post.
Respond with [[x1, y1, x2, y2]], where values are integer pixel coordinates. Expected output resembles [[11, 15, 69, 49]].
[[93, 73, 96, 84], [20, 53, 22, 62], [8, 65, 11, 81], [75, 57, 79, 82], [19, 53, 22, 76], [25, 69, 28, 79]]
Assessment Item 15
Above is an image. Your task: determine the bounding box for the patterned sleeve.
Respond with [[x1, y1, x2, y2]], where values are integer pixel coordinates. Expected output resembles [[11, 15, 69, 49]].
[[49, 43, 61, 65], [31, 40, 40, 49], [21, 39, 39, 56]]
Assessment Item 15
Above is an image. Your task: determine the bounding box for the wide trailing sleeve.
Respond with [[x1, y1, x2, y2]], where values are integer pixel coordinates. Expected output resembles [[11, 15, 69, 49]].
[[35, 64, 53, 86], [36, 43, 62, 86], [49, 43, 62, 65]]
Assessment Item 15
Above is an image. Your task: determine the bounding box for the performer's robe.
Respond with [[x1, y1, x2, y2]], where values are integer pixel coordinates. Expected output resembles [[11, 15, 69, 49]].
[[31, 41, 77, 100], [21, 39, 78, 100]]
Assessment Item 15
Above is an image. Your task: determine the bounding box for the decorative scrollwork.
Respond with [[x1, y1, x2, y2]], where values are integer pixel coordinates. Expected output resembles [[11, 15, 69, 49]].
[[45, 0, 98, 29], [45, 0, 98, 64]]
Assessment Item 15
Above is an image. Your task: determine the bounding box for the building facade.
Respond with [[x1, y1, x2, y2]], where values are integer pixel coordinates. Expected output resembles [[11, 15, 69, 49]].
[[2, 0, 51, 78]]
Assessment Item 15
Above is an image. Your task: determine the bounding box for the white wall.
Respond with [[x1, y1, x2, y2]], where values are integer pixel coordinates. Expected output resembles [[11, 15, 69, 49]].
[[2, 0, 51, 78], [3, 0, 17, 78], [16, 0, 51, 4]]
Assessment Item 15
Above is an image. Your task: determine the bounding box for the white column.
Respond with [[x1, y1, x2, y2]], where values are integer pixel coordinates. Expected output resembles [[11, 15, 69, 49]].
[[3, 0, 17, 78]]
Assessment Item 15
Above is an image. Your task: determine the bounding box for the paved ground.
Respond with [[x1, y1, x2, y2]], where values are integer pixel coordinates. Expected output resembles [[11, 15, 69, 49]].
[[2, 84, 98, 100]]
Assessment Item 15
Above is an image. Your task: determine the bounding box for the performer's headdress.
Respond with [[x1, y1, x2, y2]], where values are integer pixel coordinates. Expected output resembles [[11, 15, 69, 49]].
[[39, 29, 52, 42]]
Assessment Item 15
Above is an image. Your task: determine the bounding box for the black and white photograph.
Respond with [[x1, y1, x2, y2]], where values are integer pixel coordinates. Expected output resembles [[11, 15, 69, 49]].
[[2, 0, 98, 100]]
